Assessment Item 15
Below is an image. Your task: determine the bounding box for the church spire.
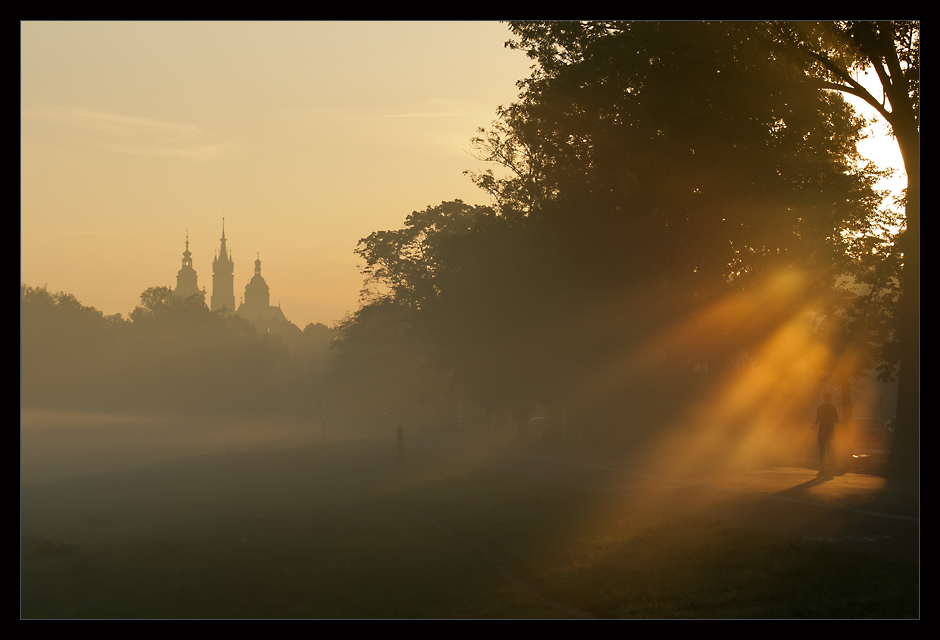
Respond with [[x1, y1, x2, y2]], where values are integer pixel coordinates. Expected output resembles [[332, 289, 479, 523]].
[[174, 229, 203, 301], [218, 218, 230, 263], [211, 218, 235, 312]]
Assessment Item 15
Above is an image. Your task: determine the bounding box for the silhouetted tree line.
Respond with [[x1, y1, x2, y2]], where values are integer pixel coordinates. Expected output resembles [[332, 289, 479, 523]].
[[22, 23, 915, 470], [21, 284, 335, 416], [334, 22, 909, 452]]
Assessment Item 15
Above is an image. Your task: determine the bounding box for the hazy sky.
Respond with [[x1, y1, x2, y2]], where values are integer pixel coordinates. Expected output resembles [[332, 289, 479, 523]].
[[21, 21, 905, 329], [22, 21, 534, 328]]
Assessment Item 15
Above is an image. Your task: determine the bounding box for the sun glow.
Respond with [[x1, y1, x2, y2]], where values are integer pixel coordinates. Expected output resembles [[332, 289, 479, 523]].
[[604, 270, 866, 480]]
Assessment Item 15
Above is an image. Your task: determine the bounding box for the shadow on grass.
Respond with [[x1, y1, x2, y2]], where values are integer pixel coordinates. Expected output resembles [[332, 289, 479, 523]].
[[21, 433, 918, 619]]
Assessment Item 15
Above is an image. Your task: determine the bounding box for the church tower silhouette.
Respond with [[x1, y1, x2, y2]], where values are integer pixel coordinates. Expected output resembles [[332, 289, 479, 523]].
[[174, 232, 206, 302], [211, 220, 236, 312], [237, 253, 289, 328], [243, 253, 271, 311]]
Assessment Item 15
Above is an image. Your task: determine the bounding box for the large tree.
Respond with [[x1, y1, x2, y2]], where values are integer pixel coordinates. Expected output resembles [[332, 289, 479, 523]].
[[761, 21, 918, 480], [475, 21, 892, 432], [347, 200, 556, 419], [485, 23, 885, 292], [346, 22, 897, 444]]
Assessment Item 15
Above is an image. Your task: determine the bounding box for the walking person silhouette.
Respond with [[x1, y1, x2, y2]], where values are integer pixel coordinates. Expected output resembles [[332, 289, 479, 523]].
[[815, 392, 840, 476]]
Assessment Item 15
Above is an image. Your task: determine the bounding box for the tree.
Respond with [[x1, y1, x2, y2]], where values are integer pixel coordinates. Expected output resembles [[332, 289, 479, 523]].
[[761, 21, 918, 480], [343, 22, 897, 445], [500, 27, 884, 296], [347, 200, 555, 419], [130, 286, 215, 325], [21, 284, 124, 409], [815, 244, 901, 439], [491, 22, 885, 292], [481, 21, 894, 436], [354, 200, 499, 309], [128, 286, 301, 414]]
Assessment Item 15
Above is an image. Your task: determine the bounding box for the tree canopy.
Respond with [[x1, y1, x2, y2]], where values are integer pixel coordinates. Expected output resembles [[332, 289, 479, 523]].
[[492, 22, 888, 287], [21, 284, 330, 416], [762, 20, 918, 478], [344, 21, 902, 445]]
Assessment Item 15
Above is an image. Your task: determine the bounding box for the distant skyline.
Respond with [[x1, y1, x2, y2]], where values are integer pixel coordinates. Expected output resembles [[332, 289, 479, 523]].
[[21, 21, 905, 329], [22, 21, 534, 328]]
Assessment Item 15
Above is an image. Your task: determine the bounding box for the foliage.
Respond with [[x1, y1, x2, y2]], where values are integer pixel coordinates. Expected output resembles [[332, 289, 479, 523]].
[[336, 200, 542, 423], [129, 286, 218, 325], [354, 200, 501, 308], [765, 22, 918, 149], [21, 285, 125, 409], [758, 20, 918, 478], [343, 22, 898, 436], [494, 22, 888, 293], [21, 284, 321, 416], [22, 284, 123, 329]]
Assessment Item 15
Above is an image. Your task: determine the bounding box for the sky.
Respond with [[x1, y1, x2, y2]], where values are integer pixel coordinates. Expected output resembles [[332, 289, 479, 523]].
[[21, 22, 906, 330], [21, 21, 534, 328]]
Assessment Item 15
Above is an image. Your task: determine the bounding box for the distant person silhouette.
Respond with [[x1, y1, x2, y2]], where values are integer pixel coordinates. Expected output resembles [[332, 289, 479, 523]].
[[815, 392, 840, 475]]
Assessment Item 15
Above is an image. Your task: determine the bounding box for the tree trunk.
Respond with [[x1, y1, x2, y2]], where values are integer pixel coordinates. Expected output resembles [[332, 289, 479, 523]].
[[886, 126, 919, 482]]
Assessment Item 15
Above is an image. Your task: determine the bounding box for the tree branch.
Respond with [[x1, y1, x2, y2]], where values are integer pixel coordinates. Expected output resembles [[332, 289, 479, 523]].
[[808, 79, 893, 124]]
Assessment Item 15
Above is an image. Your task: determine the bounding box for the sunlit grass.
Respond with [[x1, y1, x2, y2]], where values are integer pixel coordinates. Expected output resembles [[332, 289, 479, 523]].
[[412, 470, 917, 619]]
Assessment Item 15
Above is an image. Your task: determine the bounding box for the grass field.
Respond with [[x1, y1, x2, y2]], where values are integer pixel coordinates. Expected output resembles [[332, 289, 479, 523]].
[[21, 431, 918, 618]]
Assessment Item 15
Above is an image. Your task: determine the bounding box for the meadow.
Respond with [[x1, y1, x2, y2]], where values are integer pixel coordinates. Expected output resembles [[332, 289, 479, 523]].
[[21, 423, 918, 619]]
